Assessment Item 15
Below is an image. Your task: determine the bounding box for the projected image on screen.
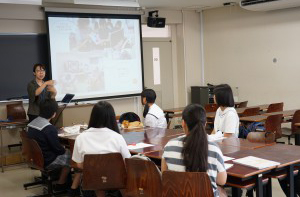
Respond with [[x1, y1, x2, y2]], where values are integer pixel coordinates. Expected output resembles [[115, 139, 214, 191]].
[[47, 14, 143, 101]]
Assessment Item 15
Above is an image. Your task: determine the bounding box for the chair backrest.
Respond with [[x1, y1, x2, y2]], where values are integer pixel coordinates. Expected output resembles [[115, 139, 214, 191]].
[[125, 158, 162, 197], [204, 104, 218, 112], [266, 102, 284, 113], [6, 101, 27, 121], [291, 110, 300, 134], [20, 134, 44, 170], [246, 131, 275, 143], [82, 153, 127, 191], [265, 114, 283, 139], [237, 101, 248, 108], [241, 107, 260, 117], [162, 171, 214, 197]]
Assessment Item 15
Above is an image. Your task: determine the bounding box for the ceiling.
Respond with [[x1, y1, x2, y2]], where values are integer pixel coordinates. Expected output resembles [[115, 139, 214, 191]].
[[0, 0, 241, 10]]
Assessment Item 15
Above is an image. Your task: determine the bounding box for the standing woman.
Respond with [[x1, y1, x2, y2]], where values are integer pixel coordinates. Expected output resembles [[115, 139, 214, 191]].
[[213, 84, 239, 137], [162, 104, 227, 197], [27, 64, 57, 122]]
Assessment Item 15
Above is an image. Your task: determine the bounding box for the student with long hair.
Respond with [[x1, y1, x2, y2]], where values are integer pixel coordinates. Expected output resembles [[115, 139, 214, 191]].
[[141, 89, 167, 128], [213, 84, 239, 137], [71, 101, 131, 197], [162, 104, 227, 197]]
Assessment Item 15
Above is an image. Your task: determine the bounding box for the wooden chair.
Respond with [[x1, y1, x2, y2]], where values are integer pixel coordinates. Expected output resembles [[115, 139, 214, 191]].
[[204, 103, 218, 112], [6, 101, 28, 149], [237, 101, 248, 108], [21, 134, 63, 196], [246, 131, 275, 144], [162, 171, 213, 197], [265, 114, 283, 140], [82, 153, 127, 195], [266, 102, 283, 113], [241, 107, 260, 117], [281, 110, 300, 144], [125, 157, 162, 197], [6, 101, 27, 121]]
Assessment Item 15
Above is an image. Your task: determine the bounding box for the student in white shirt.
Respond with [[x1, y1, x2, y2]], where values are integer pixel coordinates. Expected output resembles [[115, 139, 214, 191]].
[[212, 84, 239, 137], [141, 89, 167, 128], [71, 101, 131, 197]]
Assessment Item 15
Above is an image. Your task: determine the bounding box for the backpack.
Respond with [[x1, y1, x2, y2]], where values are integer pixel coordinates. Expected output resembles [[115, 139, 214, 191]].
[[119, 112, 140, 124], [238, 122, 265, 139]]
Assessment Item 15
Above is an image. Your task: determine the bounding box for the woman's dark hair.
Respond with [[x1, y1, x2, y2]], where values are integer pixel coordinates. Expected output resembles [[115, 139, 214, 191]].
[[213, 84, 234, 107], [182, 104, 208, 172], [33, 63, 46, 72], [141, 89, 156, 103], [39, 99, 58, 119], [88, 101, 119, 133]]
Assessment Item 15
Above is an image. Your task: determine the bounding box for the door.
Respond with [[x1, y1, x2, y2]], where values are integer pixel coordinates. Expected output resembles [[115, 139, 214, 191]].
[[142, 39, 174, 109]]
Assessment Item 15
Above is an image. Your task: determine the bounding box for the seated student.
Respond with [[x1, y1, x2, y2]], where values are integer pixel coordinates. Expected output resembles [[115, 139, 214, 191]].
[[71, 101, 131, 197], [212, 84, 239, 137], [162, 104, 227, 197], [27, 99, 72, 192], [141, 89, 167, 128]]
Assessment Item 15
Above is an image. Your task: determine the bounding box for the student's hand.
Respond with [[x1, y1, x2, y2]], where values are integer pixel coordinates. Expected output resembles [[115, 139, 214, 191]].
[[47, 85, 56, 93], [46, 80, 55, 86]]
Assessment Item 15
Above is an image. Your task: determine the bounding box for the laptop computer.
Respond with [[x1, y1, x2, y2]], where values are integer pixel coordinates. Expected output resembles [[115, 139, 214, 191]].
[[61, 93, 75, 104]]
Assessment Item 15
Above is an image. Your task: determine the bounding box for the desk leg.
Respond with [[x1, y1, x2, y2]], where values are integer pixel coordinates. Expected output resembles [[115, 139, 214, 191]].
[[232, 187, 242, 197], [266, 178, 272, 197], [287, 165, 295, 197], [0, 127, 3, 172], [256, 174, 263, 197]]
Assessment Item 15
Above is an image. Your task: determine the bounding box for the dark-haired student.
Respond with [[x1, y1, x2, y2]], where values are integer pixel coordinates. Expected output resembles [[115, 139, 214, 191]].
[[72, 101, 131, 197], [27, 99, 72, 192], [27, 63, 57, 122], [212, 84, 239, 137], [141, 89, 167, 128], [162, 104, 227, 197]]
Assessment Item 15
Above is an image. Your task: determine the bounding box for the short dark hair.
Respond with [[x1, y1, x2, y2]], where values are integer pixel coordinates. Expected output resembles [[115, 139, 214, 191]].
[[88, 101, 119, 133], [141, 89, 156, 103], [39, 99, 58, 119], [213, 84, 234, 107], [33, 63, 46, 72]]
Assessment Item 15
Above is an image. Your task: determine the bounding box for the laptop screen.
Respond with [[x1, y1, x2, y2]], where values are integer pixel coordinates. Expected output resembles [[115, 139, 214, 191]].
[[61, 94, 75, 104]]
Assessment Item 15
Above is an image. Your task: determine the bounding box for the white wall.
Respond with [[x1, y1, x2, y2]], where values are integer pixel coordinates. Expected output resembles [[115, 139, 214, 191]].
[[203, 6, 300, 109]]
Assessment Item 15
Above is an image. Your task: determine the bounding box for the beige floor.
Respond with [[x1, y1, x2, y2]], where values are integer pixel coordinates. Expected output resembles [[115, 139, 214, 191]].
[[0, 164, 287, 197], [0, 137, 294, 197]]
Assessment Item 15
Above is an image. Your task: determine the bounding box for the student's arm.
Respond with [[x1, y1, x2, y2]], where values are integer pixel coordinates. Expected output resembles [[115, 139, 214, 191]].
[[76, 162, 83, 169], [217, 171, 227, 185], [223, 112, 239, 137], [161, 158, 168, 172], [47, 85, 57, 99], [45, 126, 65, 155], [35, 80, 55, 96], [144, 114, 158, 127]]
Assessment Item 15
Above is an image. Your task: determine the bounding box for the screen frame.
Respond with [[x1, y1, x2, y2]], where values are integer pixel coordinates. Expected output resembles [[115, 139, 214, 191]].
[[45, 11, 144, 102]]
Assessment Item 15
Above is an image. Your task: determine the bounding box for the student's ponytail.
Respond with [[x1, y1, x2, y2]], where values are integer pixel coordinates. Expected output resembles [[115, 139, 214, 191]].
[[182, 104, 208, 172]]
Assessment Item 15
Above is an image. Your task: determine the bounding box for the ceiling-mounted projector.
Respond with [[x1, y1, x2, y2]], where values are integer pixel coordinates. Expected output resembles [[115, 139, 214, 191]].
[[147, 10, 166, 28]]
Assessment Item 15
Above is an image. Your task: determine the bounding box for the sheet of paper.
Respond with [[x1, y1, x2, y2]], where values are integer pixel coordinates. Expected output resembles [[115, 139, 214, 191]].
[[127, 142, 154, 150], [225, 163, 234, 170], [223, 156, 235, 162], [233, 156, 280, 169]]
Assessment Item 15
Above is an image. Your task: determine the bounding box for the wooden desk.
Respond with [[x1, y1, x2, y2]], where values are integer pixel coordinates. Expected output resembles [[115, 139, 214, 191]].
[[239, 115, 268, 122], [217, 137, 275, 149], [0, 120, 28, 172], [226, 144, 300, 197], [262, 109, 299, 117]]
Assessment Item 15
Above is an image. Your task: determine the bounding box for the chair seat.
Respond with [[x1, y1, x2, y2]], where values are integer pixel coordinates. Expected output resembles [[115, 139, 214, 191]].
[[281, 127, 293, 136]]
